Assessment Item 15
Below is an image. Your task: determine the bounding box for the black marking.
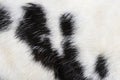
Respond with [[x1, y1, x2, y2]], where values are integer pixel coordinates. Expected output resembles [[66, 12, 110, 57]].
[[54, 13, 86, 80], [95, 55, 108, 79], [55, 40, 86, 80], [60, 13, 74, 36], [16, 3, 60, 69], [0, 5, 11, 31], [16, 4, 86, 80]]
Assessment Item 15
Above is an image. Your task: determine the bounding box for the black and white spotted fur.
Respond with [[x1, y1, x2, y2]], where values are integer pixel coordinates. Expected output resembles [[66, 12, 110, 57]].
[[0, 0, 120, 80]]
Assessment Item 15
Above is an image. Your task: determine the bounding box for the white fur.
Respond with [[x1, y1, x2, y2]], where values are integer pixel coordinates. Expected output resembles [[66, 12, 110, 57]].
[[0, 0, 120, 80], [0, 30, 55, 80]]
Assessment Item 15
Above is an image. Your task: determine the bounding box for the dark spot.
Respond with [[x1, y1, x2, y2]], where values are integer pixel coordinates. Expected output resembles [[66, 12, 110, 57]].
[[95, 55, 108, 79], [16, 3, 60, 69], [54, 13, 86, 80], [0, 5, 11, 31], [60, 13, 74, 36], [55, 40, 86, 80], [16, 3, 86, 80]]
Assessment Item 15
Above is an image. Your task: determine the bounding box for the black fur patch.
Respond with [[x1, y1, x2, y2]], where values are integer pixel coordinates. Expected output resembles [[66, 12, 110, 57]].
[[0, 5, 11, 31], [95, 55, 108, 79], [16, 3, 60, 69], [55, 40, 86, 80], [17, 4, 86, 80], [60, 13, 74, 36], [54, 13, 86, 80]]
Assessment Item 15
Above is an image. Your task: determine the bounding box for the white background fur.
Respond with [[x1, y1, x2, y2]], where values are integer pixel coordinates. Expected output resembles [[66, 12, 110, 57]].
[[0, 0, 120, 80]]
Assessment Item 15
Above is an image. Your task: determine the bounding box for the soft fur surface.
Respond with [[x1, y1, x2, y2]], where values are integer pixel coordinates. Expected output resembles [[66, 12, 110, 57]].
[[0, 0, 120, 80]]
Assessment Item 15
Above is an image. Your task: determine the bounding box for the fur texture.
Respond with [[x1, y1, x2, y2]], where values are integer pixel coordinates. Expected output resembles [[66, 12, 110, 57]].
[[0, 0, 120, 80]]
